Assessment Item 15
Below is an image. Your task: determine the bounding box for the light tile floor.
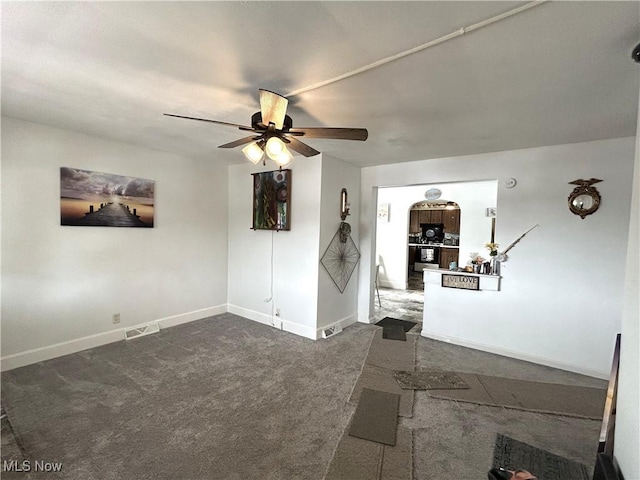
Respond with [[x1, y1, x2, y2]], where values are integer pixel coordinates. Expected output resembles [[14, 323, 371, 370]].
[[373, 284, 424, 327]]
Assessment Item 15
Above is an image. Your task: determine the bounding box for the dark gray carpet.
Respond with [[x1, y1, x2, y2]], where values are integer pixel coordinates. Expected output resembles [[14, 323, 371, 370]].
[[366, 329, 417, 372], [349, 364, 414, 418], [1, 313, 606, 480], [428, 373, 606, 419], [375, 317, 417, 332], [348, 327, 417, 417], [393, 370, 469, 390], [1, 413, 25, 463], [348, 388, 400, 446], [325, 425, 412, 480], [493, 434, 590, 480], [0, 314, 376, 480]]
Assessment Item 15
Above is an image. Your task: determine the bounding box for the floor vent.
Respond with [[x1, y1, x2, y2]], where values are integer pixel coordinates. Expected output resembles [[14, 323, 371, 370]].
[[322, 324, 343, 339], [124, 323, 160, 341]]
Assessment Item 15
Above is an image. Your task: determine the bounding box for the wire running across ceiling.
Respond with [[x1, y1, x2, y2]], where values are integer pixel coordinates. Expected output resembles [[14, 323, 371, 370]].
[[285, 0, 548, 98]]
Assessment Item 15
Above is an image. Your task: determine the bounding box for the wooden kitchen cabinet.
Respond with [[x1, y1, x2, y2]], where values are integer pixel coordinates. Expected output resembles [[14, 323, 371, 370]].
[[443, 209, 460, 234], [439, 247, 460, 269], [409, 211, 420, 233], [418, 210, 431, 225], [429, 209, 443, 223], [410, 208, 460, 235], [408, 246, 417, 266]]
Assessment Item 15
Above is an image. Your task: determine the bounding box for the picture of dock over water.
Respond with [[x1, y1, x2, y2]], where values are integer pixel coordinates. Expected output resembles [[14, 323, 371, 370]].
[[60, 167, 154, 228]]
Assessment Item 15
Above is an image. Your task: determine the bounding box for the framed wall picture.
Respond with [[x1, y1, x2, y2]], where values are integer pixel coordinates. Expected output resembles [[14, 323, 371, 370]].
[[377, 203, 390, 222], [252, 169, 291, 231], [60, 167, 154, 227]]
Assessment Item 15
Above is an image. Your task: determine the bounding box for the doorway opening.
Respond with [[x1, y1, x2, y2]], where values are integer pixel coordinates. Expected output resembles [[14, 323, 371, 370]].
[[372, 180, 497, 323], [407, 200, 461, 291]]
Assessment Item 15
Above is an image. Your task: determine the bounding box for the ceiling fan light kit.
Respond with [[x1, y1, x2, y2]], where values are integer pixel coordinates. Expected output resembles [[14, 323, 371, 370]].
[[242, 141, 266, 165], [271, 146, 294, 168], [165, 89, 368, 168]]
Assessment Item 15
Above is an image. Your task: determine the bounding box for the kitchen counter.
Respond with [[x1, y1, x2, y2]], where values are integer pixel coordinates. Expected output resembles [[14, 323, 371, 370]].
[[423, 268, 501, 290], [420, 269, 503, 354], [408, 243, 459, 248]]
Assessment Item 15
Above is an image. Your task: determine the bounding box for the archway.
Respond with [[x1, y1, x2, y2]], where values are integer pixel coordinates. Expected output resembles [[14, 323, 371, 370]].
[[407, 200, 461, 290]]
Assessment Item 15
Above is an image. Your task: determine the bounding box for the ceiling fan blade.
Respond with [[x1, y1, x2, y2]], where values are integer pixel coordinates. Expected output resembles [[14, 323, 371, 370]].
[[288, 127, 368, 141], [218, 136, 261, 149], [259, 89, 288, 130], [164, 113, 254, 131], [285, 137, 321, 157]]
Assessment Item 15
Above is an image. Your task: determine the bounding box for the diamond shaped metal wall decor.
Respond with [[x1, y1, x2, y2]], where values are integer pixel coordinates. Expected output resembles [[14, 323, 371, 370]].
[[321, 224, 361, 294]]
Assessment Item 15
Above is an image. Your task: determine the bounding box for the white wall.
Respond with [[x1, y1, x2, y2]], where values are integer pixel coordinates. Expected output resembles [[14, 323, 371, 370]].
[[317, 154, 361, 331], [359, 137, 635, 377], [227, 154, 361, 339], [1, 117, 229, 369], [376, 181, 497, 289], [227, 158, 322, 339], [613, 90, 639, 478]]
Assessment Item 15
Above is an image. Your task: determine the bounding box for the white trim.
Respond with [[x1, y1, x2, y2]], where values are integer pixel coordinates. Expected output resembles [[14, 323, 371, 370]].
[[282, 318, 317, 340], [227, 304, 317, 340], [0, 305, 226, 371], [227, 304, 276, 328], [316, 314, 358, 340], [358, 312, 378, 324], [420, 330, 609, 380], [156, 305, 226, 329], [378, 279, 407, 290]]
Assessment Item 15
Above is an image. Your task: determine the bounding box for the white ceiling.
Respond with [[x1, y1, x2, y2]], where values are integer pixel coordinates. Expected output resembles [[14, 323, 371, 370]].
[[2, 1, 638, 167]]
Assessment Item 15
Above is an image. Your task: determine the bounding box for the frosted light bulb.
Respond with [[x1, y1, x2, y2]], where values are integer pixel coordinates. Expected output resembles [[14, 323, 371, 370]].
[[265, 137, 286, 160], [242, 142, 264, 165]]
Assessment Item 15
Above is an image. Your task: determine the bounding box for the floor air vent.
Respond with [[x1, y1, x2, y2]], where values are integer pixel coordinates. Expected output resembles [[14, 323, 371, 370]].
[[322, 324, 342, 339], [124, 323, 160, 340]]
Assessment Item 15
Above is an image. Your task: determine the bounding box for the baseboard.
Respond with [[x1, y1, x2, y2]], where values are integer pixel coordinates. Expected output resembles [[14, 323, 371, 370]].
[[316, 314, 358, 340], [155, 305, 226, 329], [0, 305, 226, 372], [378, 279, 407, 290], [421, 330, 610, 379], [359, 311, 377, 324], [227, 304, 317, 340]]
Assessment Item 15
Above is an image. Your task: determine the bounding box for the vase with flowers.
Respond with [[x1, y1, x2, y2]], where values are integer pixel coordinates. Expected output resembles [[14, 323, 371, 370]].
[[484, 242, 500, 275], [468, 252, 486, 273]]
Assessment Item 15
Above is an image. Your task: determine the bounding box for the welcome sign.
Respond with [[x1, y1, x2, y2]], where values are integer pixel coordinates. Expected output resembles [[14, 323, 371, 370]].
[[441, 274, 480, 291]]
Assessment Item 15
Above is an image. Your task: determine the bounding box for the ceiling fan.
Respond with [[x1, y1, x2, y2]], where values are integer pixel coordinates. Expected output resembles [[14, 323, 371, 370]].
[[164, 89, 368, 167]]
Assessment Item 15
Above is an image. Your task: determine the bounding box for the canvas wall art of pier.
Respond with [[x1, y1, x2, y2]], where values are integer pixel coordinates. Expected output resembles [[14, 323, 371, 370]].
[[60, 167, 154, 228]]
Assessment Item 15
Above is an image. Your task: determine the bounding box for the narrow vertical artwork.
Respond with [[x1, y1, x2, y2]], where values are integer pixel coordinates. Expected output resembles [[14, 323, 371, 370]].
[[377, 203, 390, 222], [252, 169, 291, 231]]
